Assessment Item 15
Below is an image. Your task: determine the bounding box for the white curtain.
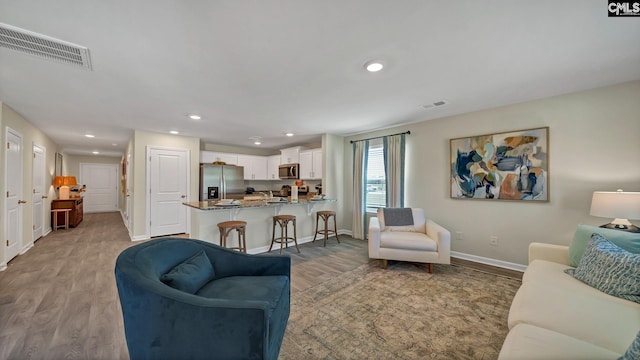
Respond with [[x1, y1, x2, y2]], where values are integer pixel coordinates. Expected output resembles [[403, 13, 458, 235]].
[[352, 140, 369, 240], [384, 133, 406, 208]]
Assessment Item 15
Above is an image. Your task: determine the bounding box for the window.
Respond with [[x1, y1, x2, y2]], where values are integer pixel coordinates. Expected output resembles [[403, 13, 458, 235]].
[[366, 141, 386, 212]]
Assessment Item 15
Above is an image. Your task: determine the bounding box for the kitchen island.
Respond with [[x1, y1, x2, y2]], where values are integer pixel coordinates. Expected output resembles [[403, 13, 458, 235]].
[[183, 198, 338, 253]]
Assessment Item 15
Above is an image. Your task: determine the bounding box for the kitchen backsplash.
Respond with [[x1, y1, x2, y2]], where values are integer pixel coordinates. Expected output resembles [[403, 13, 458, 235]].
[[244, 179, 321, 192]]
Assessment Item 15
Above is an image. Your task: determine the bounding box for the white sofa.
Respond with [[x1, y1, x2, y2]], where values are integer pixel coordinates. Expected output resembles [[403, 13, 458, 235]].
[[368, 208, 450, 273], [499, 242, 640, 359]]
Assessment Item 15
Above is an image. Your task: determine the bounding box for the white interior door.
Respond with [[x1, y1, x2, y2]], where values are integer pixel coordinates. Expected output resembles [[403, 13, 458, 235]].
[[125, 152, 133, 231], [32, 144, 45, 241], [5, 129, 23, 263], [80, 163, 118, 213], [148, 147, 188, 237]]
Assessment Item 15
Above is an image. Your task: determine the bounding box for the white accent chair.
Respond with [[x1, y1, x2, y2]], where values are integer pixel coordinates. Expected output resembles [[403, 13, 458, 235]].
[[368, 208, 451, 273]]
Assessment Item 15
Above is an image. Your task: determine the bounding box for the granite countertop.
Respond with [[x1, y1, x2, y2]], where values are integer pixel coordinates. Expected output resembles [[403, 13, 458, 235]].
[[183, 197, 335, 211]]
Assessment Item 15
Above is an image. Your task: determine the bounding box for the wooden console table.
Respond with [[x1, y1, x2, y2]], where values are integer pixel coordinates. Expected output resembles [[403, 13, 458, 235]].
[[51, 198, 84, 228]]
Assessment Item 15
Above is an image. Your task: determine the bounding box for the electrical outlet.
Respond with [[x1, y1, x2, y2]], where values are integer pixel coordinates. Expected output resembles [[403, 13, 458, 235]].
[[455, 231, 463, 240], [489, 236, 498, 246]]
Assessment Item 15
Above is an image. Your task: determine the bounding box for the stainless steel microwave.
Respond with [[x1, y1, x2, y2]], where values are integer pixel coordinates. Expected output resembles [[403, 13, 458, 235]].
[[278, 163, 299, 179]]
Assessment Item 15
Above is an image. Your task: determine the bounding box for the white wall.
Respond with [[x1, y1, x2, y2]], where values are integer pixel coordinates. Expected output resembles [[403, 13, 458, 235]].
[[323, 134, 345, 229], [342, 81, 640, 266], [131, 130, 200, 239], [0, 103, 61, 265], [65, 154, 121, 179]]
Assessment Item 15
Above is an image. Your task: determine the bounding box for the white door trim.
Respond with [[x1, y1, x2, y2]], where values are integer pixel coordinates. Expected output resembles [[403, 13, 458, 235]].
[[32, 143, 46, 242], [145, 146, 191, 238], [3, 127, 24, 270]]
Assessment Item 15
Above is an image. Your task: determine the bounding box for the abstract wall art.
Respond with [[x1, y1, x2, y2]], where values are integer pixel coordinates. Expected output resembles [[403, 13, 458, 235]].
[[450, 127, 549, 201]]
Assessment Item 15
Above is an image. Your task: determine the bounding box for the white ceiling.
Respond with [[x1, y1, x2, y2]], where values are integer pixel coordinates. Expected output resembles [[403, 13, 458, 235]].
[[1, 1, 639, 156]]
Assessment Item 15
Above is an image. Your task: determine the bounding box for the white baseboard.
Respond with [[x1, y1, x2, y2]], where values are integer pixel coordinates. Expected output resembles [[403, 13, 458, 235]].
[[131, 235, 149, 242], [43, 228, 52, 237], [247, 234, 317, 254], [246, 230, 352, 254], [451, 251, 526, 273], [1, 242, 35, 272], [19, 242, 34, 255]]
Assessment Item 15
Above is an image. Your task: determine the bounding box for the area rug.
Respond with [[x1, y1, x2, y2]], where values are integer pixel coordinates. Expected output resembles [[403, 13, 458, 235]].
[[279, 262, 521, 360]]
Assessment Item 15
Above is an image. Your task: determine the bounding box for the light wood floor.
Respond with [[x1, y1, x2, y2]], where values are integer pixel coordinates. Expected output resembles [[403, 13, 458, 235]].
[[0, 212, 521, 359]]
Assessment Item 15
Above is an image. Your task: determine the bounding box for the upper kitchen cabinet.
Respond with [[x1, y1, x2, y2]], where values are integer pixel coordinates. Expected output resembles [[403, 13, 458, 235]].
[[237, 155, 268, 180], [280, 146, 305, 164], [267, 155, 281, 180], [299, 148, 322, 180], [200, 151, 238, 165]]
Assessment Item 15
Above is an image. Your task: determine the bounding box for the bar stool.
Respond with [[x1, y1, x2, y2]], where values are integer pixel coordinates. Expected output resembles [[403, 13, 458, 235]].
[[217, 220, 247, 253], [51, 209, 72, 231], [269, 215, 300, 254], [313, 210, 340, 247]]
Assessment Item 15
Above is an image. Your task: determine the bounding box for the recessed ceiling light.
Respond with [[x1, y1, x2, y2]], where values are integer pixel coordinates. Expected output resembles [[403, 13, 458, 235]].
[[112, 143, 118, 146], [92, 151, 100, 155], [188, 114, 201, 120], [364, 60, 384, 72], [254, 141, 261, 145], [85, 134, 95, 138], [285, 133, 294, 137], [170, 130, 179, 135]]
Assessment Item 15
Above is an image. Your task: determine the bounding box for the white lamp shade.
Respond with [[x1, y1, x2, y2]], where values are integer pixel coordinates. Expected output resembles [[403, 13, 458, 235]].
[[590, 191, 640, 220]]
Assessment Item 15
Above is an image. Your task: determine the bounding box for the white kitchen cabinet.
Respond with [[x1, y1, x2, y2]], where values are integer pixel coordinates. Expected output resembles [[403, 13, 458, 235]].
[[312, 148, 322, 179], [280, 146, 305, 164], [237, 155, 267, 180], [200, 151, 238, 165], [299, 148, 322, 179], [267, 155, 281, 180]]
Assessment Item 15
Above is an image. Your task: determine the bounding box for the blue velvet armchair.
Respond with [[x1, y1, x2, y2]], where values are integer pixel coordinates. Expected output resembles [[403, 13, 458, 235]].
[[115, 238, 291, 360]]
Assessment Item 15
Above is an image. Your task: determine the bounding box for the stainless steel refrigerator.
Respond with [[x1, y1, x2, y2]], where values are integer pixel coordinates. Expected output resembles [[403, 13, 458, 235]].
[[199, 164, 245, 201]]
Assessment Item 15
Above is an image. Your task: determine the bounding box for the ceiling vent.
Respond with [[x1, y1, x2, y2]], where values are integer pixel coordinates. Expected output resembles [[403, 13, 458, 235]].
[[422, 100, 449, 110], [0, 22, 92, 70]]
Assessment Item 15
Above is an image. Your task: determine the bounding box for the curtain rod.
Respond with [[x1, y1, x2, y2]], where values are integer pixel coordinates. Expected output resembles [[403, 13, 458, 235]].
[[349, 130, 410, 144]]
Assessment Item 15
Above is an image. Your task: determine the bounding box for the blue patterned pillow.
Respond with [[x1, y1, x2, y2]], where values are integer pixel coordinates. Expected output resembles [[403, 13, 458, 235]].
[[564, 234, 640, 304], [620, 329, 640, 360]]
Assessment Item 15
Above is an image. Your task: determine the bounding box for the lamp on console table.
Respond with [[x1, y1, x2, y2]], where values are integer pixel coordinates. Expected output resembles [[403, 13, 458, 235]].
[[53, 176, 77, 200], [590, 189, 640, 233]]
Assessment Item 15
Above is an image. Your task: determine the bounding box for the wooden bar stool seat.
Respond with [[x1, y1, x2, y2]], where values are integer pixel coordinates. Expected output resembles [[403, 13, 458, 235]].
[[269, 215, 300, 254], [217, 220, 247, 253], [51, 208, 72, 230], [313, 210, 340, 247]]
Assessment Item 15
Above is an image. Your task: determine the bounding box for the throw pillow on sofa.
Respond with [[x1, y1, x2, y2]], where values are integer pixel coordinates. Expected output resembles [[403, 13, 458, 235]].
[[161, 250, 215, 294], [565, 234, 640, 303], [568, 224, 640, 267], [620, 329, 640, 360]]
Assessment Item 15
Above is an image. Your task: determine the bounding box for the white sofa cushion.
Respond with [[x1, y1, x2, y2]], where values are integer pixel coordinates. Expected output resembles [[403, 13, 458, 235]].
[[499, 323, 620, 360], [380, 231, 437, 251], [509, 259, 640, 354]]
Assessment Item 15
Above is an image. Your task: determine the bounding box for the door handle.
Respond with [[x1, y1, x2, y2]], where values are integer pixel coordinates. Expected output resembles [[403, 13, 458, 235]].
[[18, 200, 27, 204], [181, 195, 186, 198], [42, 195, 48, 199]]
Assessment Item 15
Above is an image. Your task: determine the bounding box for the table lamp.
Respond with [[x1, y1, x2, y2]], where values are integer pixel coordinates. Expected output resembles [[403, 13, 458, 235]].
[[590, 189, 640, 233], [53, 176, 77, 200]]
